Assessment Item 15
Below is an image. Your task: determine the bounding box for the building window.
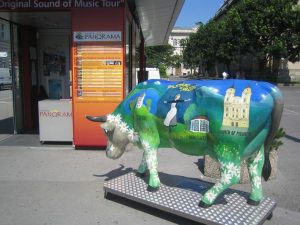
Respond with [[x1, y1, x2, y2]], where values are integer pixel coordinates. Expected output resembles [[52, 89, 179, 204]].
[[173, 39, 177, 46], [0, 23, 6, 40]]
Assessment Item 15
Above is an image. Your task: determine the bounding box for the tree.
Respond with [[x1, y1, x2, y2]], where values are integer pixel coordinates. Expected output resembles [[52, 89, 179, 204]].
[[169, 54, 183, 75], [145, 45, 174, 77], [182, 0, 300, 81], [234, 0, 300, 80], [182, 32, 201, 75]]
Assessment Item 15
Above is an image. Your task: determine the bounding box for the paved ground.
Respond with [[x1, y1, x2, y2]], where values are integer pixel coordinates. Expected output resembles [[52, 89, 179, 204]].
[[0, 85, 299, 225]]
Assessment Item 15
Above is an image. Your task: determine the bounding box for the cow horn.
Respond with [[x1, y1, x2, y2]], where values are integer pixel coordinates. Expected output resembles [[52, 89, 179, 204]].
[[86, 115, 107, 123]]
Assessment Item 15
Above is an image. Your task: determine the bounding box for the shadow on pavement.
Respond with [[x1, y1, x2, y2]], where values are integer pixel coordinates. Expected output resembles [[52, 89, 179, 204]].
[[93, 164, 134, 181], [285, 134, 300, 143]]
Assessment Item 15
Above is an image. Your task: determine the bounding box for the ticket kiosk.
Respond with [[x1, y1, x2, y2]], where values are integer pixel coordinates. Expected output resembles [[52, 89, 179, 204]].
[[0, 0, 184, 147]]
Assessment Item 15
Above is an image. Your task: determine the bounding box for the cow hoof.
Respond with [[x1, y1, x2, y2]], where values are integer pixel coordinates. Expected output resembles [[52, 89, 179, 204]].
[[147, 186, 159, 192], [136, 172, 146, 178], [267, 212, 273, 220], [247, 198, 260, 206], [198, 201, 211, 208]]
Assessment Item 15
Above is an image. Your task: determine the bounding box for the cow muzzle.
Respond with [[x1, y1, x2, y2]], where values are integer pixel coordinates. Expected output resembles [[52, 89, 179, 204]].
[[105, 143, 124, 159]]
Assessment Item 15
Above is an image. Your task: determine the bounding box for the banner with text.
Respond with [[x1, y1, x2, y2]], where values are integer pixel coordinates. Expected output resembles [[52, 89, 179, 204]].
[[0, 0, 124, 10]]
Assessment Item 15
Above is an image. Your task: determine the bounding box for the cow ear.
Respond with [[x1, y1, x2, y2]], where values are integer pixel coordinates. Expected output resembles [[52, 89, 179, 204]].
[[101, 122, 115, 131]]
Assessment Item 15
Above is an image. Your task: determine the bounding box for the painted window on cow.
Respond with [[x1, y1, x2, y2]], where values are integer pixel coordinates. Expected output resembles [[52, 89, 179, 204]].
[[191, 119, 200, 132], [190, 117, 209, 133]]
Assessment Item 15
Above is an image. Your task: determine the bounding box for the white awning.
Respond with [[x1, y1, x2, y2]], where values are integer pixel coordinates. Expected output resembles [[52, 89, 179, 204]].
[[135, 0, 185, 46]]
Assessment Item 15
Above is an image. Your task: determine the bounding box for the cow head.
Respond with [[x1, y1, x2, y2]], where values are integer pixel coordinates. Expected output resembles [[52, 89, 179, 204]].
[[86, 114, 138, 159]]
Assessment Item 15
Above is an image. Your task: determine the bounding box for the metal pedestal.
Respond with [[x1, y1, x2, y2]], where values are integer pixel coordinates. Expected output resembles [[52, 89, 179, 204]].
[[103, 172, 276, 225]]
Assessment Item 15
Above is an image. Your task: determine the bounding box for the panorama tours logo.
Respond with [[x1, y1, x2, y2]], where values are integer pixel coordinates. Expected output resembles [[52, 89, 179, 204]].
[[0, 0, 124, 10], [39, 110, 72, 118], [73, 31, 122, 42]]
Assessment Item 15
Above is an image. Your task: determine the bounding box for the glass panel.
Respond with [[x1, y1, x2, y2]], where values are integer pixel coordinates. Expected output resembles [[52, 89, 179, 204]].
[[12, 24, 23, 133], [0, 19, 13, 135], [125, 17, 132, 96]]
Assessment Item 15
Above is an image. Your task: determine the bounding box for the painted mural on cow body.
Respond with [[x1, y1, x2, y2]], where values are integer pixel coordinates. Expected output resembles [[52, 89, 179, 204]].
[[86, 79, 283, 207]]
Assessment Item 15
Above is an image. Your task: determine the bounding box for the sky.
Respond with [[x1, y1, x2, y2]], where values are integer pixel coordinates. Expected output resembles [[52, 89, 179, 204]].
[[175, 0, 225, 28]]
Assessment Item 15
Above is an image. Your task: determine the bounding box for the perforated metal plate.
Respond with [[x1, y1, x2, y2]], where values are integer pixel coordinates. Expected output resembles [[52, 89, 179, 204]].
[[104, 172, 276, 225]]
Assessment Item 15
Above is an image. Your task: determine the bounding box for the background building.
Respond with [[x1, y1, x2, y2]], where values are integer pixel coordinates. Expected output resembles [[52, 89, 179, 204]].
[[167, 27, 196, 76]]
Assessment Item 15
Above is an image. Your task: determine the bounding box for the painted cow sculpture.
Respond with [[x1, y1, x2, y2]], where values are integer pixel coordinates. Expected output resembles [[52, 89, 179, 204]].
[[87, 79, 283, 207]]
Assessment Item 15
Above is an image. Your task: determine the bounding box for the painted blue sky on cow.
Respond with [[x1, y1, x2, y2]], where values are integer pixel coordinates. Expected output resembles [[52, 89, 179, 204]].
[[115, 79, 277, 132]]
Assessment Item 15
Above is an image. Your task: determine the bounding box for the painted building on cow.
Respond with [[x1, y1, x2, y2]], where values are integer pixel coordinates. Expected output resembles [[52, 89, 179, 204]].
[[222, 87, 251, 129]]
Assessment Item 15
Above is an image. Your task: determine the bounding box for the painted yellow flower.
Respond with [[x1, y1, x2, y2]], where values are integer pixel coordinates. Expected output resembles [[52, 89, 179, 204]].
[[167, 84, 195, 91]]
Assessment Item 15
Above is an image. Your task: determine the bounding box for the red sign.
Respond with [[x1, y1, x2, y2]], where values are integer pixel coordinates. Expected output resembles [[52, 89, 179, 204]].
[[0, 0, 124, 10]]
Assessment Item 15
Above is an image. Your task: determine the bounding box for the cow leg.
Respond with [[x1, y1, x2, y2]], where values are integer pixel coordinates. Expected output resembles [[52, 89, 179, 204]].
[[136, 151, 147, 177], [141, 140, 160, 192], [247, 145, 264, 205], [199, 159, 241, 207]]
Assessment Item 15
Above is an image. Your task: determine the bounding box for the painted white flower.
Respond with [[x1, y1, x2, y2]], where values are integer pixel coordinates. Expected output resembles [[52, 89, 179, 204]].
[[128, 129, 139, 142], [128, 128, 135, 138], [154, 81, 161, 85], [249, 164, 257, 175], [119, 122, 129, 133], [114, 114, 122, 124], [253, 176, 261, 188], [226, 162, 234, 170], [205, 190, 217, 203], [220, 162, 226, 171], [107, 114, 115, 123], [146, 152, 158, 170], [254, 151, 263, 164], [221, 173, 232, 184], [226, 162, 240, 177], [214, 183, 223, 191], [142, 140, 151, 150], [143, 81, 147, 85]]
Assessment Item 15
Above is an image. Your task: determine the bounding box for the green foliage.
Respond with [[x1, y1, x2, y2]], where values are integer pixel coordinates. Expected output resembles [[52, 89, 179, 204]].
[[145, 44, 184, 77], [144, 45, 170, 77], [158, 64, 167, 78], [155, 117, 207, 156], [146, 99, 152, 111], [183, 103, 197, 123], [145, 45, 174, 68], [170, 54, 183, 69], [129, 101, 135, 111], [183, 0, 300, 79], [270, 128, 286, 151], [182, 32, 202, 73], [236, 0, 300, 62]]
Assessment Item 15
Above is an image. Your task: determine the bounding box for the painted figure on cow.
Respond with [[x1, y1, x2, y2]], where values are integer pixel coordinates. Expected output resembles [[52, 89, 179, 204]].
[[86, 79, 283, 208]]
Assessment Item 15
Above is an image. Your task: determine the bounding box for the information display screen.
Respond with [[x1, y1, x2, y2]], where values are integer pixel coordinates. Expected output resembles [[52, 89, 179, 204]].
[[73, 44, 123, 102]]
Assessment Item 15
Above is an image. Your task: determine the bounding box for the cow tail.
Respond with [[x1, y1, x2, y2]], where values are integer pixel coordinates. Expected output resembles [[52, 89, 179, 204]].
[[262, 85, 284, 181]]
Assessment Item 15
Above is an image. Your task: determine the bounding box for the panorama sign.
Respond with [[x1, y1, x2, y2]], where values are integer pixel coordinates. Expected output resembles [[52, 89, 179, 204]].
[[0, 0, 124, 10], [73, 31, 122, 42]]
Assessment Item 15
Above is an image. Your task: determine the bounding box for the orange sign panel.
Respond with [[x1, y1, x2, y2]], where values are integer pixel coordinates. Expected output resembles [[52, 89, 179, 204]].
[[73, 44, 123, 103]]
